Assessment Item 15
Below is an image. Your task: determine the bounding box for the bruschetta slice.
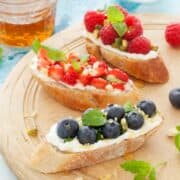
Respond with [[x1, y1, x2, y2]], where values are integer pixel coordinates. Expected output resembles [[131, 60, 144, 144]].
[[31, 40, 139, 111], [30, 100, 163, 173], [84, 5, 169, 83]]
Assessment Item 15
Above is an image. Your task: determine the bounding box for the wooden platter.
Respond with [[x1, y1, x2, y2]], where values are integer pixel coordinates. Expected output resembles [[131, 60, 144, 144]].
[[0, 15, 180, 180]]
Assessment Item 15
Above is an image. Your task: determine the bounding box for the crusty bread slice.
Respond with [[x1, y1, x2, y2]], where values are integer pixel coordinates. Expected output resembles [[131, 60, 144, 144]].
[[29, 120, 161, 173], [86, 38, 169, 84], [31, 69, 140, 111]]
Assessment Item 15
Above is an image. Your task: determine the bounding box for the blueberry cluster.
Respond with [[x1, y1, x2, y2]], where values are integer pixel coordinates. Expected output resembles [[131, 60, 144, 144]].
[[57, 100, 156, 145]]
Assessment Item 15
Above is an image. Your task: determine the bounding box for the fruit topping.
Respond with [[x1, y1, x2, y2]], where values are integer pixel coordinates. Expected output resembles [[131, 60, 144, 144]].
[[165, 23, 180, 47], [57, 119, 79, 138], [137, 100, 156, 117], [63, 67, 78, 85], [104, 105, 125, 121], [128, 36, 151, 54], [84, 11, 106, 32], [108, 68, 129, 82], [169, 88, 180, 108], [77, 126, 97, 144], [112, 82, 125, 91], [100, 24, 119, 45], [124, 15, 143, 41], [102, 121, 122, 139], [91, 77, 108, 89], [125, 111, 144, 130], [48, 64, 64, 81]]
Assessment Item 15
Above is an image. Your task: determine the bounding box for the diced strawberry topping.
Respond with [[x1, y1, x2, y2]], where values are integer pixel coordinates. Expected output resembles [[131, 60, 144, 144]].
[[88, 55, 97, 65], [95, 61, 108, 77], [112, 82, 125, 90], [91, 77, 107, 89], [48, 64, 64, 81], [108, 69, 128, 82], [67, 53, 80, 62], [84, 11, 106, 32], [79, 74, 92, 86]]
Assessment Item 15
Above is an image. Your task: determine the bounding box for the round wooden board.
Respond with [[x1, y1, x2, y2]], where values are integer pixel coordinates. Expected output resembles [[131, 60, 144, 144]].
[[1, 15, 180, 180]]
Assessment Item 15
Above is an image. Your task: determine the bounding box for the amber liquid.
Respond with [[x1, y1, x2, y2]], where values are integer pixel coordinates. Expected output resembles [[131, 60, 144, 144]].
[[0, 11, 55, 47]]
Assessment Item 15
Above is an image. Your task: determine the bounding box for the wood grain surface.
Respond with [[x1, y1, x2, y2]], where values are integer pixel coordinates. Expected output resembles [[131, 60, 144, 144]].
[[0, 15, 180, 180]]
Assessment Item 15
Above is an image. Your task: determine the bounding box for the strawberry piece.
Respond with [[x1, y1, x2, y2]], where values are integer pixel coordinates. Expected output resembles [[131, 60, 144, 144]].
[[100, 24, 119, 45], [108, 69, 128, 82], [37, 48, 52, 68], [112, 82, 125, 91], [88, 55, 97, 65], [115, 5, 128, 17], [79, 74, 92, 86], [67, 53, 79, 62], [96, 61, 108, 77], [48, 64, 64, 81], [128, 36, 151, 54], [84, 11, 106, 32], [63, 67, 79, 85], [165, 23, 180, 47], [91, 77, 107, 89], [124, 15, 143, 41]]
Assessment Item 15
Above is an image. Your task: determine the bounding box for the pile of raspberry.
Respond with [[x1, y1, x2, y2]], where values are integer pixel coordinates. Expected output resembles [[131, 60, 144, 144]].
[[84, 5, 153, 55]]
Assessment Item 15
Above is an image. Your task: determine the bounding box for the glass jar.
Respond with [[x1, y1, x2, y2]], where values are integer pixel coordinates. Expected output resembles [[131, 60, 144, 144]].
[[0, 0, 57, 47]]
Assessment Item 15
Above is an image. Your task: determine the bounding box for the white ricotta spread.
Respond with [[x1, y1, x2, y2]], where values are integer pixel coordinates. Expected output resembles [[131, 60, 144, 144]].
[[85, 32, 158, 60], [31, 56, 133, 94], [46, 113, 162, 153]]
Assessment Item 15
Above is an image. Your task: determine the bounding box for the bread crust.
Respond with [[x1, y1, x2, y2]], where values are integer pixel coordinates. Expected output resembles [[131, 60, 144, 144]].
[[31, 69, 140, 111], [86, 38, 169, 83], [29, 122, 161, 173]]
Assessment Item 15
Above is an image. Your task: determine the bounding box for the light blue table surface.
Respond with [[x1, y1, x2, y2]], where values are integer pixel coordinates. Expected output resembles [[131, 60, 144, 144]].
[[0, 0, 180, 179]]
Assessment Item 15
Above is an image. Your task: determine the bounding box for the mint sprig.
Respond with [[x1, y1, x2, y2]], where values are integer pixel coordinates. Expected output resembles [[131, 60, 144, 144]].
[[123, 102, 135, 113], [82, 109, 106, 127], [112, 22, 127, 37], [175, 125, 180, 151], [32, 39, 66, 61], [0, 48, 3, 60], [72, 60, 81, 72], [107, 6, 124, 23], [121, 160, 166, 180]]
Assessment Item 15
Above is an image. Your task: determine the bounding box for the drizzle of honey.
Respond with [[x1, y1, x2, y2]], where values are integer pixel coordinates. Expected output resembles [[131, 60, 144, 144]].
[[0, 12, 55, 47]]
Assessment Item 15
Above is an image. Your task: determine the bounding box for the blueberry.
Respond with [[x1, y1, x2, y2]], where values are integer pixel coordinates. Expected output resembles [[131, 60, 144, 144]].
[[126, 112, 144, 130], [104, 105, 125, 121], [102, 121, 122, 139], [57, 119, 79, 138], [169, 88, 180, 108], [77, 126, 97, 144], [137, 100, 156, 117]]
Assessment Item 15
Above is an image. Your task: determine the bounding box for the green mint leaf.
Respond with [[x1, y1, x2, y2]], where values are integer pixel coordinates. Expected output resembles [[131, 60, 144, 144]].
[[120, 160, 151, 175], [32, 39, 41, 53], [32, 39, 66, 61], [107, 74, 120, 83], [112, 22, 127, 37], [134, 174, 146, 180], [0, 48, 3, 59], [82, 109, 106, 127], [176, 125, 180, 131], [72, 60, 81, 72], [64, 137, 73, 142], [123, 102, 135, 113], [112, 38, 122, 49], [80, 54, 89, 63], [175, 133, 180, 151], [107, 6, 124, 23], [149, 168, 156, 180]]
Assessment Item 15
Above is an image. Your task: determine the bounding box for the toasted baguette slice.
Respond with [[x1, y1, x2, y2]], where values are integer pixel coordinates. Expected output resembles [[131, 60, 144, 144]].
[[86, 38, 169, 83], [30, 116, 162, 173], [31, 68, 140, 111]]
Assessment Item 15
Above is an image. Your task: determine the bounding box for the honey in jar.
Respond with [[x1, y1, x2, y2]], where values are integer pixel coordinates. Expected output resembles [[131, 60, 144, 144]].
[[0, 0, 57, 47]]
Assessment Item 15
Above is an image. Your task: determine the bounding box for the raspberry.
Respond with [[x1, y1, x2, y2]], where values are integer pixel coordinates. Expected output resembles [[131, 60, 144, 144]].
[[100, 24, 118, 45], [124, 15, 143, 41], [115, 5, 128, 17], [84, 11, 106, 32], [165, 23, 180, 47], [63, 67, 78, 85], [128, 36, 151, 54]]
